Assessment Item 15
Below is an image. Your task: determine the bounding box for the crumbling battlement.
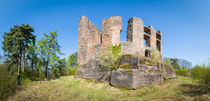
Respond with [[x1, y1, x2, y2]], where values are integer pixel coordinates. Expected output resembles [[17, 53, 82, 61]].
[[78, 16, 163, 65]]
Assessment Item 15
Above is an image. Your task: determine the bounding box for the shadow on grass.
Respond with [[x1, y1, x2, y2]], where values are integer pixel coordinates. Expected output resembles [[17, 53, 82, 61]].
[[180, 83, 210, 97]]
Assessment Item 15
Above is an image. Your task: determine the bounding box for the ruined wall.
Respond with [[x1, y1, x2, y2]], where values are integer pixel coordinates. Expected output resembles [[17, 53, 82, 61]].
[[157, 30, 163, 59], [124, 17, 145, 56], [77, 16, 169, 89], [122, 17, 144, 56], [78, 16, 101, 65], [78, 16, 163, 63], [102, 16, 122, 50], [149, 26, 157, 50], [121, 42, 137, 55]]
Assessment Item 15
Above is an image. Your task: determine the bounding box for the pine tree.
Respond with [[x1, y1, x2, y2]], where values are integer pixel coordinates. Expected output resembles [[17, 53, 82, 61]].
[[2, 24, 36, 85]]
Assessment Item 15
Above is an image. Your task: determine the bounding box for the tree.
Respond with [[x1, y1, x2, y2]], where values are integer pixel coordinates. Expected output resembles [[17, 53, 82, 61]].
[[67, 52, 78, 67], [2, 24, 36, 85], [52, 58, 67, 77], [37, 31, 62, 78], [164, 58, 171, 65], [170, 58, 180, 69], [179, 59, 192, 69], [0, 54, 3, 64], [67, 52, 78, 75]]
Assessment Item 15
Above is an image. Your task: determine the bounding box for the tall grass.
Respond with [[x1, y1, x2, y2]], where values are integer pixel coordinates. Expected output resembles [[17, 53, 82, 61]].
[[0, 64, 17, 101]]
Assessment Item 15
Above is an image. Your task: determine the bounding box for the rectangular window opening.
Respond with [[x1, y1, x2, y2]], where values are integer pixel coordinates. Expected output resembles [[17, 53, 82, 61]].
[[145, 50, 151, 57], [156, 40, 161, 51], [144, 35, 150, 47]]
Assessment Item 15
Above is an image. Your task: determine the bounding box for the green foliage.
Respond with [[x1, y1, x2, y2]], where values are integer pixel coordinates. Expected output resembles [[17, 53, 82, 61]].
[[67, 52, 78, 67], [111, 44, 121, 60], [170, 58, 180, 69], [52, 58, 67, 78], [2, 24, 36, 85], [151, 49, 160, 61], [0, 65, 17, 101], [0, 54, 3, 64], [164, 58, 171, 65], [175, 68, 189, 76], [191, 64, 210, 84], [99, 44, 122, 71], [67, 52, 78, 75], [67, 66, 78, 76], [37, 31, 63, 78]]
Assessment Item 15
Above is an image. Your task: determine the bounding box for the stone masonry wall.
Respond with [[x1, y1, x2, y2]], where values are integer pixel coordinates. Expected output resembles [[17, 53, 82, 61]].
[[126, 17, 144, 56], [102, 16, 122, 50], [77, 16, 171, 89], [78, 16, 101, 65], [149, 26, 156, 50]]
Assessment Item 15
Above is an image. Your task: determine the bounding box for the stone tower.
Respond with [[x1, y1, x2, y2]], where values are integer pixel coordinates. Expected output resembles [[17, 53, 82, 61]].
[[102, 16, 122, 50]]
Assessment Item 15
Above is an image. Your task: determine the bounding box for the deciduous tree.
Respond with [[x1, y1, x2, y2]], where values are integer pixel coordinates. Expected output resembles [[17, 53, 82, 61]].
[[37, 31, 62, 78]]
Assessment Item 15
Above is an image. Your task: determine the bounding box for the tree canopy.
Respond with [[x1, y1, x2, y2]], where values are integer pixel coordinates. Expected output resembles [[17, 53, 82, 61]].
[[2, 24, 36, 85]]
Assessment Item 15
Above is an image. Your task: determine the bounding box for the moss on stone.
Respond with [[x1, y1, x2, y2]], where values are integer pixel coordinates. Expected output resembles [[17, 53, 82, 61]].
[[148, 70, 153, 74], [134, 66, 138, 69], [147, 61, 153, 66], [124, 54, 133, 59], [128, 70, 133, 75], [119, 64, 132, 69], [139, 59, 145, 64]]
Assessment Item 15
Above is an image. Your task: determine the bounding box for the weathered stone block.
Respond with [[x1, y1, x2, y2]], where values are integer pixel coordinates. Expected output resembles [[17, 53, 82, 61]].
[[111, 69, 164, 89], [76, 59, 110, 82]]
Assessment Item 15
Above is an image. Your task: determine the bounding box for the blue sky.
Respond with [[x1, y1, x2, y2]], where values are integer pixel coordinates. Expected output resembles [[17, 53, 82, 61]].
[[0, 0, 210, 65]]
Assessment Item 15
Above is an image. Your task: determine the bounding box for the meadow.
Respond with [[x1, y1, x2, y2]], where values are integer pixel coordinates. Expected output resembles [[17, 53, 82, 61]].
[[8, 76, 210, 101]]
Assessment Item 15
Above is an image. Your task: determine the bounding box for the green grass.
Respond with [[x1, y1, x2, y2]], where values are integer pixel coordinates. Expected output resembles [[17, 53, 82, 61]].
[[8, 76, 210, 101]]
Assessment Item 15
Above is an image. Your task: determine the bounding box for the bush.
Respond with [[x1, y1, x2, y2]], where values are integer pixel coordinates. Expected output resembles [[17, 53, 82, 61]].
[[0, 64, 17, 101], [99, 44, 122, 71], [151, 49, 160, 61], [175, 68, 189, 76], [66, 66, 78, 75], [191, 64, 210, 84]]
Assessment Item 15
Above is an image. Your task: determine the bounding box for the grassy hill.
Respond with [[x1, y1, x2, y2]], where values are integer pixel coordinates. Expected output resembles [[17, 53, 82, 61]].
[[8, 76, 210, 101]]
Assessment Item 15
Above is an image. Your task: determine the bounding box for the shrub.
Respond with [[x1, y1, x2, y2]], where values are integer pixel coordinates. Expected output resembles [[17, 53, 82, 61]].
[[151, 49, 160, 61], [99, 44, 122, 71], [191, 64, 210, 84], [0, 65, 17, 101], [67, 66, 78, 75], [175, 68, 189, 76]]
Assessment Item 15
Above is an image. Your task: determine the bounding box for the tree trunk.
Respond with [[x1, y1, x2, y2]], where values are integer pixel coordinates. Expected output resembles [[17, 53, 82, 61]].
[[17, 42, 22, 85], [17, 52, 22, 85], [17, 56, 21, 85], [22, 49, 25, 72], [45, 53, 50, 78]]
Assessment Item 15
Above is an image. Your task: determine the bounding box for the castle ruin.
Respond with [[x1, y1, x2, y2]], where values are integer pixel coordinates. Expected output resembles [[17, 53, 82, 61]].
[[77, 16, 175, 89], [78, 16, 162, 65]]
